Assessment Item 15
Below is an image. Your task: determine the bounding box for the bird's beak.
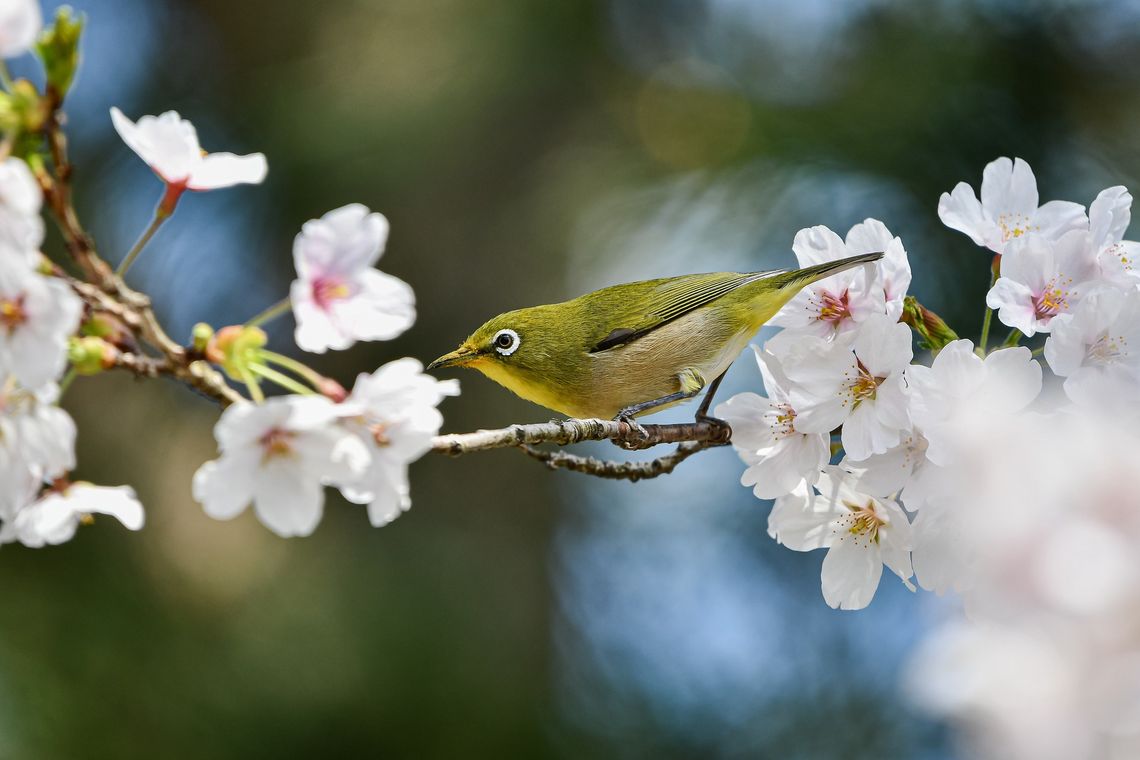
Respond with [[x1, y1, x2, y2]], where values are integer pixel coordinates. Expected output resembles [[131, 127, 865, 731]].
[[427, 346, 480, 371]]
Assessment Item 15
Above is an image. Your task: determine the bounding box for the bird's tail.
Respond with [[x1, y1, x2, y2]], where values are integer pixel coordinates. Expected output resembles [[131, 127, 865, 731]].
[[768, 251, 884, 292]]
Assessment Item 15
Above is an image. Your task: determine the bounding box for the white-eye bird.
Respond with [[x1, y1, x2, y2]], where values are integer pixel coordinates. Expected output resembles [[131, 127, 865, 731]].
[[428, 252, 883, 424]]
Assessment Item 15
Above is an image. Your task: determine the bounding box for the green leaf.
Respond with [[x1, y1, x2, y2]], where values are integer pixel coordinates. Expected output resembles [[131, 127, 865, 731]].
[[35, 6, 85, 100]]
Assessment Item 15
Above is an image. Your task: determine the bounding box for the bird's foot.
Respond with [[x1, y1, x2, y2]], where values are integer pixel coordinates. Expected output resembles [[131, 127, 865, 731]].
[[614, 411, 650, 450]]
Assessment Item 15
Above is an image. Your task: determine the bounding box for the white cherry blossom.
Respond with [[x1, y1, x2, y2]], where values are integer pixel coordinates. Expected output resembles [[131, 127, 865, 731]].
[[716, 345, 828, 500], [770, 466, 913, 610], [0, 157, 44, 256], [0, 257, 82, 391], [938, 156, 1087, 254], [770, 220, 899, 339], [1087, 185, 1140, 287], [290, 204, 416, 353], [774, 313, 913, 460], [0, 380, 76, 512], [110, 108, 268, 195], [906, 340, 1041, 468], [985, 230, 1101, 337], [0, 0, 41, 59], [1044, 286, 1140, 407], [841, 428, 943, 510], [336, 359, 459, 527], [192, 396, 369, 538], [3, 484, 144, 548]]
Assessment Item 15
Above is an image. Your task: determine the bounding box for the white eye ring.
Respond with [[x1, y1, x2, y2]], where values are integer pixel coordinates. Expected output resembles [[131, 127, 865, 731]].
[[492, 328, 520, 356]]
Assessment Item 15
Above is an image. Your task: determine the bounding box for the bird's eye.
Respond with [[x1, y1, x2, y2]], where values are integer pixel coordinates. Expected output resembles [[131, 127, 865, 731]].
[[492, 328, 520, 356]]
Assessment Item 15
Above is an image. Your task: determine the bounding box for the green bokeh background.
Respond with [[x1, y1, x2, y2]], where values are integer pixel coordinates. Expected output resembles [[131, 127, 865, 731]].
[[4, 0, 1139, 756]]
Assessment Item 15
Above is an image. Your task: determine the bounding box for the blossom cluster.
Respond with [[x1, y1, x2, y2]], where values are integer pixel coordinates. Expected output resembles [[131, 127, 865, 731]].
[[0, 152, 143, 545], [0, 0, 459, 542], [115, 123, 458, 537], [719, 156, 1140, 610], [718, 156, 1140, 755]]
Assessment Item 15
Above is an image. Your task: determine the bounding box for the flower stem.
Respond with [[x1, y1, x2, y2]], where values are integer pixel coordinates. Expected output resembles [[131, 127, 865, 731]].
[[1000, 328, 1023, 348], [245, 298, 292, 328], [1031, 346, 1045, 357], [0, 61, 13, 92], [240, 368, 264, 403], [977, 268, 998, 355], [116, 210, 170, 276], [260, 350, 324, 389], [58, 368, 77, 397], [249, 363, 316, 396]]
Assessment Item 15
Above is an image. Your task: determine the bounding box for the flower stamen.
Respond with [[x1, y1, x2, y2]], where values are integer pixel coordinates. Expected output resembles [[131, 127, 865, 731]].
[[1031, 276, 1074, 321], [259, 427, 295, 462], [837, 499, 886, 546], [0, 296, 27, 333], [313, 278, 351, 310]]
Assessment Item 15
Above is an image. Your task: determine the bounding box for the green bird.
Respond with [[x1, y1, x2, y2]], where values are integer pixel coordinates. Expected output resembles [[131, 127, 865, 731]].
[[427, 251, 882, 424]]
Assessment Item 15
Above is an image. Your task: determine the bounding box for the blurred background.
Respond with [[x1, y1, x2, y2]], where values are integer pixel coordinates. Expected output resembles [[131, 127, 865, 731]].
[[4, 0, 1140, 756]]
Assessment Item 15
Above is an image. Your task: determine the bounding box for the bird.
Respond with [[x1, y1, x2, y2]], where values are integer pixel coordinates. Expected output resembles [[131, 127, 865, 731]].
[[427, 251, 883, 426]]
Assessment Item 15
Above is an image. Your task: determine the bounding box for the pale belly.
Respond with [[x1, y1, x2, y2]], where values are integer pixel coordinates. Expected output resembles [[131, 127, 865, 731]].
[[576, 308, 755, 419]]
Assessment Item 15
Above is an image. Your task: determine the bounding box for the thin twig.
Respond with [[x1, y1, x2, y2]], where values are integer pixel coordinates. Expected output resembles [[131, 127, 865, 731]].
[[518, 440, 713, 481]]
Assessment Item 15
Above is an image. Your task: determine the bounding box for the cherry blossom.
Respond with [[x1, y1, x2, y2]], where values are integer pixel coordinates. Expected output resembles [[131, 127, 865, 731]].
[[0, 0, 41, 59], [985, 230, 1101, 337], [770, 466, 913, 610], [192, 396, 369, 538], [336, 359, 459, 527], [774, 313, 913, 460], [110, 108, 267, 207], [937, 156, 1087, 254], [1044, 286, 1140, 407], [716, 345, 828, 500], [906, 340, 1041, 468], [0, 157, 44, 257], [841, 428, 942, 510], [2, 484, 144, 548], [0, 379, 76, 516], [1087, 185, 1140, 287], [769, 220, 897, 338], [290, 204, 416, 353], [0, 256, 83, 391]]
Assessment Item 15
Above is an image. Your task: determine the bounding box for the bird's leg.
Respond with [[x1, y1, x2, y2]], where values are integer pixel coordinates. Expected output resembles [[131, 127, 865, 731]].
[[613, 369, 705, 448], [693, 369, 732, 442], [694, 370, 726, 420]]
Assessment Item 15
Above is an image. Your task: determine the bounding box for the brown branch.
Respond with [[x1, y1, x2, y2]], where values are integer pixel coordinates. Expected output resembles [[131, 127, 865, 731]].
[[42, 106, 115, 286], [518, 440, 713, 481], [431, 418, 732, 482]]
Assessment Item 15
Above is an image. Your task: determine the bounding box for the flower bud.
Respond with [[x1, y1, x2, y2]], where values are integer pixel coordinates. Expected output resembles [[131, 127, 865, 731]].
[[68, 335, 117, 375], [1, 79, 49, 134], [901, 296, 959, 352], [206, 325, 267, 381], [191, 322, 214, 352]]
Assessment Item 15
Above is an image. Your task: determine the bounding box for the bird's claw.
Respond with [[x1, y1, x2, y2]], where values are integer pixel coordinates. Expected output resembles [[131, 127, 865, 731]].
[[614, 412, 650, 449]]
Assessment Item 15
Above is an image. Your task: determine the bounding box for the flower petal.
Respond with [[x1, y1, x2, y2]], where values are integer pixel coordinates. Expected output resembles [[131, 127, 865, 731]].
[[187, 152, 268, 190]]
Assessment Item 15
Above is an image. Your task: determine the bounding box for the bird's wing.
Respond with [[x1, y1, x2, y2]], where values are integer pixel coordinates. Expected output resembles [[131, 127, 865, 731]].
[[587, 270, 782, 353]]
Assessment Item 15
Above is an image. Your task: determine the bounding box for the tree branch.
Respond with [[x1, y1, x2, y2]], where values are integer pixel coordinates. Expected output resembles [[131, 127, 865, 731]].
[[431, 418, 732, 481], [518, 440, 713, 481]]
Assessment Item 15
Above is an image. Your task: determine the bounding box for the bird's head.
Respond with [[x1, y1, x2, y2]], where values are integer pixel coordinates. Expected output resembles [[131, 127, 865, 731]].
[[427, 306, 559, 379], [427, 305, 581, 415]]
